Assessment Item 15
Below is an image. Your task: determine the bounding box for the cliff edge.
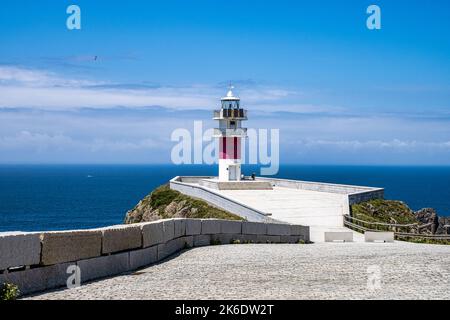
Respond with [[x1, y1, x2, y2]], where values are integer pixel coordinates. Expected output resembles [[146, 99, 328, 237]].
[[124, 184, 243, 224], [351, 199, 450, 235]]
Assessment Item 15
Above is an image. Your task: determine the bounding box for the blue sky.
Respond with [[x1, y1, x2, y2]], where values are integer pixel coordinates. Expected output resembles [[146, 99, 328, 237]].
[[0, 0, 450, 164]]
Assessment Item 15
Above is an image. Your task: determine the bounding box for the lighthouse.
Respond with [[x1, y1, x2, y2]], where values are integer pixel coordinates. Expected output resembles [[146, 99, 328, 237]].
[[213, 87, 247, 181]]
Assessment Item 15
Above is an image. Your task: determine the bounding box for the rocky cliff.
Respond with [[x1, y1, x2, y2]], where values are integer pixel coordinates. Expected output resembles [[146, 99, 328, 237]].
[[351, 199, 450, 235], [124, 184, 243, 224]]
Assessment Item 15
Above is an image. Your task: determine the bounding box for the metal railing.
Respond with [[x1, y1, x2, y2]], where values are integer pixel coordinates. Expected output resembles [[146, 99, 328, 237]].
[[213, 109, 247, 119], [343, 215, 450, 241]]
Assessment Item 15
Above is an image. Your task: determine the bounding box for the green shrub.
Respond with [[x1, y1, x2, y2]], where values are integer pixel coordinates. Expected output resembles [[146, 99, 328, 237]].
[[210, 239, 221, 246], [126, 184, 244, 222], [1, 283, 20, 301], [351, 199, 418, 226], [149, 184, 179, 208]]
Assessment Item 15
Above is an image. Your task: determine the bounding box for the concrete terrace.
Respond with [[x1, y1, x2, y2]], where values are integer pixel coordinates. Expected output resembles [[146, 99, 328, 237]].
[[171, 177, 384, 242], [27, 242, 450, 300], [218, 187, 362, 243]]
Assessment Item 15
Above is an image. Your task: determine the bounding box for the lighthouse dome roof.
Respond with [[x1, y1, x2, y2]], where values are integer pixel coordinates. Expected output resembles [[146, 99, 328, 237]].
[[221, 87, 240, 101]]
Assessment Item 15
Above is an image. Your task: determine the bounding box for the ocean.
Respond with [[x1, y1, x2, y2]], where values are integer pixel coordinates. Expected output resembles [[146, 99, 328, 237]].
[[0, 164, 449, 232]]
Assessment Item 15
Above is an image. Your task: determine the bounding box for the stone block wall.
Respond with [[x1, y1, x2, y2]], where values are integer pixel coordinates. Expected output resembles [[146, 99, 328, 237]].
[[100, 225, 142, 254], [40, 230, 103, 265], [0, 218, 310, 297], [0, 232, 41, 270]]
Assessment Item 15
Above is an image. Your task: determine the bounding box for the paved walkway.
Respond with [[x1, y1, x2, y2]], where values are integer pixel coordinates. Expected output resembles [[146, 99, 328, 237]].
[[27, 242, 450, 300], [217, 186, 360, 242]]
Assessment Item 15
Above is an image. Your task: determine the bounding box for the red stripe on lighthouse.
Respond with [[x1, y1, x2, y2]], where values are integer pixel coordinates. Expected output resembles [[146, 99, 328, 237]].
[[220, 137, 241, 159], [220, 137, 226, 159]]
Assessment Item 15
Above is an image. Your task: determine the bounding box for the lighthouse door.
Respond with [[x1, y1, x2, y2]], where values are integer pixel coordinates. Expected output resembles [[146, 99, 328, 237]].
[[228, 165, 237, 181]]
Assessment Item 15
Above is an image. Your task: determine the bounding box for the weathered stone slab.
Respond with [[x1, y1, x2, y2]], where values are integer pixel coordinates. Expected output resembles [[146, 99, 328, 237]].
[[220, 220, 242, 234], [101, 225, 142, 254], [0, 262, 71, 296], [185, 219, 202, 235], [280, 235, 304, 243], [241, 234, 257, 243], [267, 223, 291, 236], [129, 246, 158, 270], [324, 232, 353, 242], [174, 219, 186, 238], [157, 237, 188, 260], [182, 235, 194, 248], [41, 230, 102, 265], [211, 233, 242, 245], [46, 263, 75, 290], [77, 252, 129, 283], [242, 222, 267, 235], [193, 234, 211, 247], [0, 269, 46, 295], [300, 226, 310, 242], [289, 225, 304, 236], [162, 219, 175, 243], [256, 235, 281, 243], [201, 219, 221, 234], [365, 231, 395, 243], [141, 221, 164, 248], [0, 232, 41, 270], [289, 225, 310, 241]]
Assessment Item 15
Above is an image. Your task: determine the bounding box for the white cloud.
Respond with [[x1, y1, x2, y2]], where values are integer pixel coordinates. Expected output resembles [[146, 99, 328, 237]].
[[0, 131, 163, 151], [0, 66, 50, 84], [0, 85, 214, 109], [0, 65, 314, 112], [0, 131, 75, 151], [295, 139, 450, 150], [1, 65, 450, 164], [0, 65, 100, 87]]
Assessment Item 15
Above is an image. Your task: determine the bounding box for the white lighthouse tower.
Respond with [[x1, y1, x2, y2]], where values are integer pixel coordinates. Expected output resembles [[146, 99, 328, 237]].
[[213, 86, 247, 181]]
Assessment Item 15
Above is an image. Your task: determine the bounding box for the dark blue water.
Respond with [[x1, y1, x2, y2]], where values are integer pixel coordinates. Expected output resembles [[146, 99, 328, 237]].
[[0, 165, 449, 232]]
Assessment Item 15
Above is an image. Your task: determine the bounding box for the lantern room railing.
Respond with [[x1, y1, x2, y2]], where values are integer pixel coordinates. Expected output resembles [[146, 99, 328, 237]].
[[213, 109, 247, 120]]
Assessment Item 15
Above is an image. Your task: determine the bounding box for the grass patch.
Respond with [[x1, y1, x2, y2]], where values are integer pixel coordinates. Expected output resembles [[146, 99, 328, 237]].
[[351, 199, 417, 225], [126, 184, 244, 223], [1, 283, 20, 300], [210, 239, 222, 246], [350, 199, 449, 245]]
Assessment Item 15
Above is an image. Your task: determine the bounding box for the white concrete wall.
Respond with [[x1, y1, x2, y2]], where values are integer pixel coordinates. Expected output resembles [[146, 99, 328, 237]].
[[258, 177, 384, 200], [219, 159, 241, 181], [170, 177, 271, 222]]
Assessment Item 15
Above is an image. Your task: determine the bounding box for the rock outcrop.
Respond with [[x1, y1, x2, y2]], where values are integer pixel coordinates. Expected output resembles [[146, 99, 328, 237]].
[[438, 216, 450, 235], [351, 199, 449, 235], [351, 199, 418, 225], [414, 208, 440, 234], [124, 184, 243, 224]]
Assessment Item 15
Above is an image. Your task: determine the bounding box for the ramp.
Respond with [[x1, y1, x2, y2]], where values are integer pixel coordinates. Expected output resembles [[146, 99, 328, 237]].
[[170, 177, 383, 243]]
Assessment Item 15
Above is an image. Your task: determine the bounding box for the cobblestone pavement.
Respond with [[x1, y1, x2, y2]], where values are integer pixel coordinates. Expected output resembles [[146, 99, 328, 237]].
[[27, 242, 450, 300]]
